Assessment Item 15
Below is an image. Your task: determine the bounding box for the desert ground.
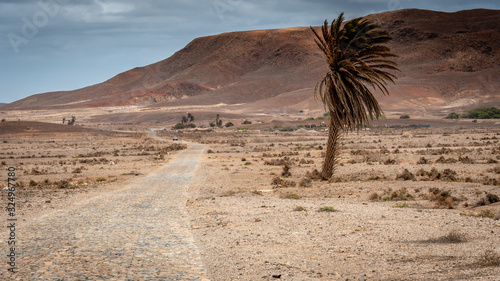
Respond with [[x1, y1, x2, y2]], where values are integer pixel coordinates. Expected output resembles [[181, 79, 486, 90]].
[[0, 115, 499, 280]]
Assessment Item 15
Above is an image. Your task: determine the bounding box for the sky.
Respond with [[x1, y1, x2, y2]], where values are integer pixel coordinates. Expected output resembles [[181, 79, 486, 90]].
[[1, 0, 499, 104]]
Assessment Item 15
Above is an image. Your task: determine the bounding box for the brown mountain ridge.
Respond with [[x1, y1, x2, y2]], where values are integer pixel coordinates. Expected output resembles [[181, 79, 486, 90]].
[[5, 9, 500, 117]]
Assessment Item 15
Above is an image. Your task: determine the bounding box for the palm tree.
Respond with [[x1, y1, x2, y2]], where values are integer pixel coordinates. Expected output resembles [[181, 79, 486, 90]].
[[310, 13, 399, 180]]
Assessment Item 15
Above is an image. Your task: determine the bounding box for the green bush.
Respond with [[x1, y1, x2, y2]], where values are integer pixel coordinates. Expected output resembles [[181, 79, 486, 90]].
[[225, 122, 234, 127], [445, 112, 460, 119], [461, 107, 500, 119], [173, 123, 186, 129], [400, 114, 410, 119]]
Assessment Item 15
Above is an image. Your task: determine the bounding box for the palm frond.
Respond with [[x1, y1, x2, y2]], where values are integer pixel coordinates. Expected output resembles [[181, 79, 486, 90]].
[[312, 13, 399, 131]]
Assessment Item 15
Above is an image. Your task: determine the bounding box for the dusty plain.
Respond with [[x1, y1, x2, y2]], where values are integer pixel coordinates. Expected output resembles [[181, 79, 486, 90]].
[[1, 115, 499, 280]]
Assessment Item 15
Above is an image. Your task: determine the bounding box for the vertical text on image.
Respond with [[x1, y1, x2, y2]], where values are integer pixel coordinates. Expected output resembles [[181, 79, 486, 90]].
[[6, 167, 17, 274]]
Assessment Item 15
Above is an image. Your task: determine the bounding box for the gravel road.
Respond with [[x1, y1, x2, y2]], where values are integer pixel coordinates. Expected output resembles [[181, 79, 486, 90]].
[[1, 134, 209, 280]]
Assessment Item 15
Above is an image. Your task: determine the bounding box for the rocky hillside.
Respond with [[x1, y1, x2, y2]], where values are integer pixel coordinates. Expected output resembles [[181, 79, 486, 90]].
[[5, 9, 500, 114]]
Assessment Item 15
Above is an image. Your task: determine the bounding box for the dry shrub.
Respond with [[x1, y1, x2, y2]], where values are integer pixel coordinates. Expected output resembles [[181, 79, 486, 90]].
[[424, 230, 467, 244], [351, 149, 371, 156], [299, 158, 314, 165], [435, 156, 457, 164], [272, 177, 296, 188], [458, 156, 475, 164], [221, 190, 236, 197], [476, 193, 500, 206], [417, 167, 459, 182], [416, 168, 427, 177], [488, 166, 500, 174], [264, 157, 290, 166], [294, 206, 308, 211], [429, 187, 459, 208], [441, 168, 459, 181], [396, 169, 416, 181], [486, 193, 500, 203], [299, 178, 313, 188], [482, 176, 499, 186], [477, 250, 500, 267], [284, 193, 300, 199], [72, 167, 82, 174], [416, 157, 429, 164], [383, 158, 397, 165], [281, 163, 291, 177], [369, 192, 380, 201], [305, 169, 322, 180], [390, 187, 413, 200]]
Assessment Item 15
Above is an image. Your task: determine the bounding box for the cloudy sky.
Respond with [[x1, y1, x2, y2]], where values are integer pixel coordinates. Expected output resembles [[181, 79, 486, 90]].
[[1, 0, 499, 104]]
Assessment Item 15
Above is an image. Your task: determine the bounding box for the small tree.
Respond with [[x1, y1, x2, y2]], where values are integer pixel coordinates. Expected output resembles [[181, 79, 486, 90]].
[[187, 113, 194, 122], [67, 116, 76, 125], [215, 114, 223, 128]]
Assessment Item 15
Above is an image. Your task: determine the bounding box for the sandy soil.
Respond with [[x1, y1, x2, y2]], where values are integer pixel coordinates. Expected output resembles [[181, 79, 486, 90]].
[[1, 119, 499, 280], [181, 125, 500, 280]]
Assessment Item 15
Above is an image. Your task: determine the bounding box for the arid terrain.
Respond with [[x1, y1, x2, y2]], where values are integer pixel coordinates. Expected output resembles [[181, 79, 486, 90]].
[[4, 9, 500, 120], [1, 116, 499, 280], [1, 7, 499, 280]]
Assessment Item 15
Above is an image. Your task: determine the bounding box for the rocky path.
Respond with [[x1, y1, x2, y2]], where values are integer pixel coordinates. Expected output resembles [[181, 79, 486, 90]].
[[1, 133, 209, 280]]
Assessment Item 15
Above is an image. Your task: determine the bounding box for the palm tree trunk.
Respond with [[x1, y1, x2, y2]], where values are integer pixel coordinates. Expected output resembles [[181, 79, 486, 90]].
[[321, 116, 342, 180]]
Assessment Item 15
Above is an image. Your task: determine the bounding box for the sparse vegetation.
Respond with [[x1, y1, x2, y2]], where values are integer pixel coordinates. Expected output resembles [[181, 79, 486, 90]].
[[319, 206, 336, 212], [477, 250, 500, 266], [393, 202, 410, 208], [396, 169, 416, 181], [423, 230, 467, 244], [369, 192, 380, 201], [3, 109, 500, 280], [445, 112, 460, 119], [285, 193, 301, 200], [294, 206, 308, 212], [462, 107, 500, 119]]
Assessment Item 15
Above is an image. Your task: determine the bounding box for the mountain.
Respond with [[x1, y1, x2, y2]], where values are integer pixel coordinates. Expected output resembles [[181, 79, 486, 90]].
[[5, 9, 500, 116], [0, 103, 7, 108]]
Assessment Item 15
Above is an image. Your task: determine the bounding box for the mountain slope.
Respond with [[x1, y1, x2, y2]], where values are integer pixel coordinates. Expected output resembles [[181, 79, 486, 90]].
[[5, 9, 500, 114]]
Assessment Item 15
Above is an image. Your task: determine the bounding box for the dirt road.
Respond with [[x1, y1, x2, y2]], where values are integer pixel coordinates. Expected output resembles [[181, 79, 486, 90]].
[[1, 134, 209, 280]]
